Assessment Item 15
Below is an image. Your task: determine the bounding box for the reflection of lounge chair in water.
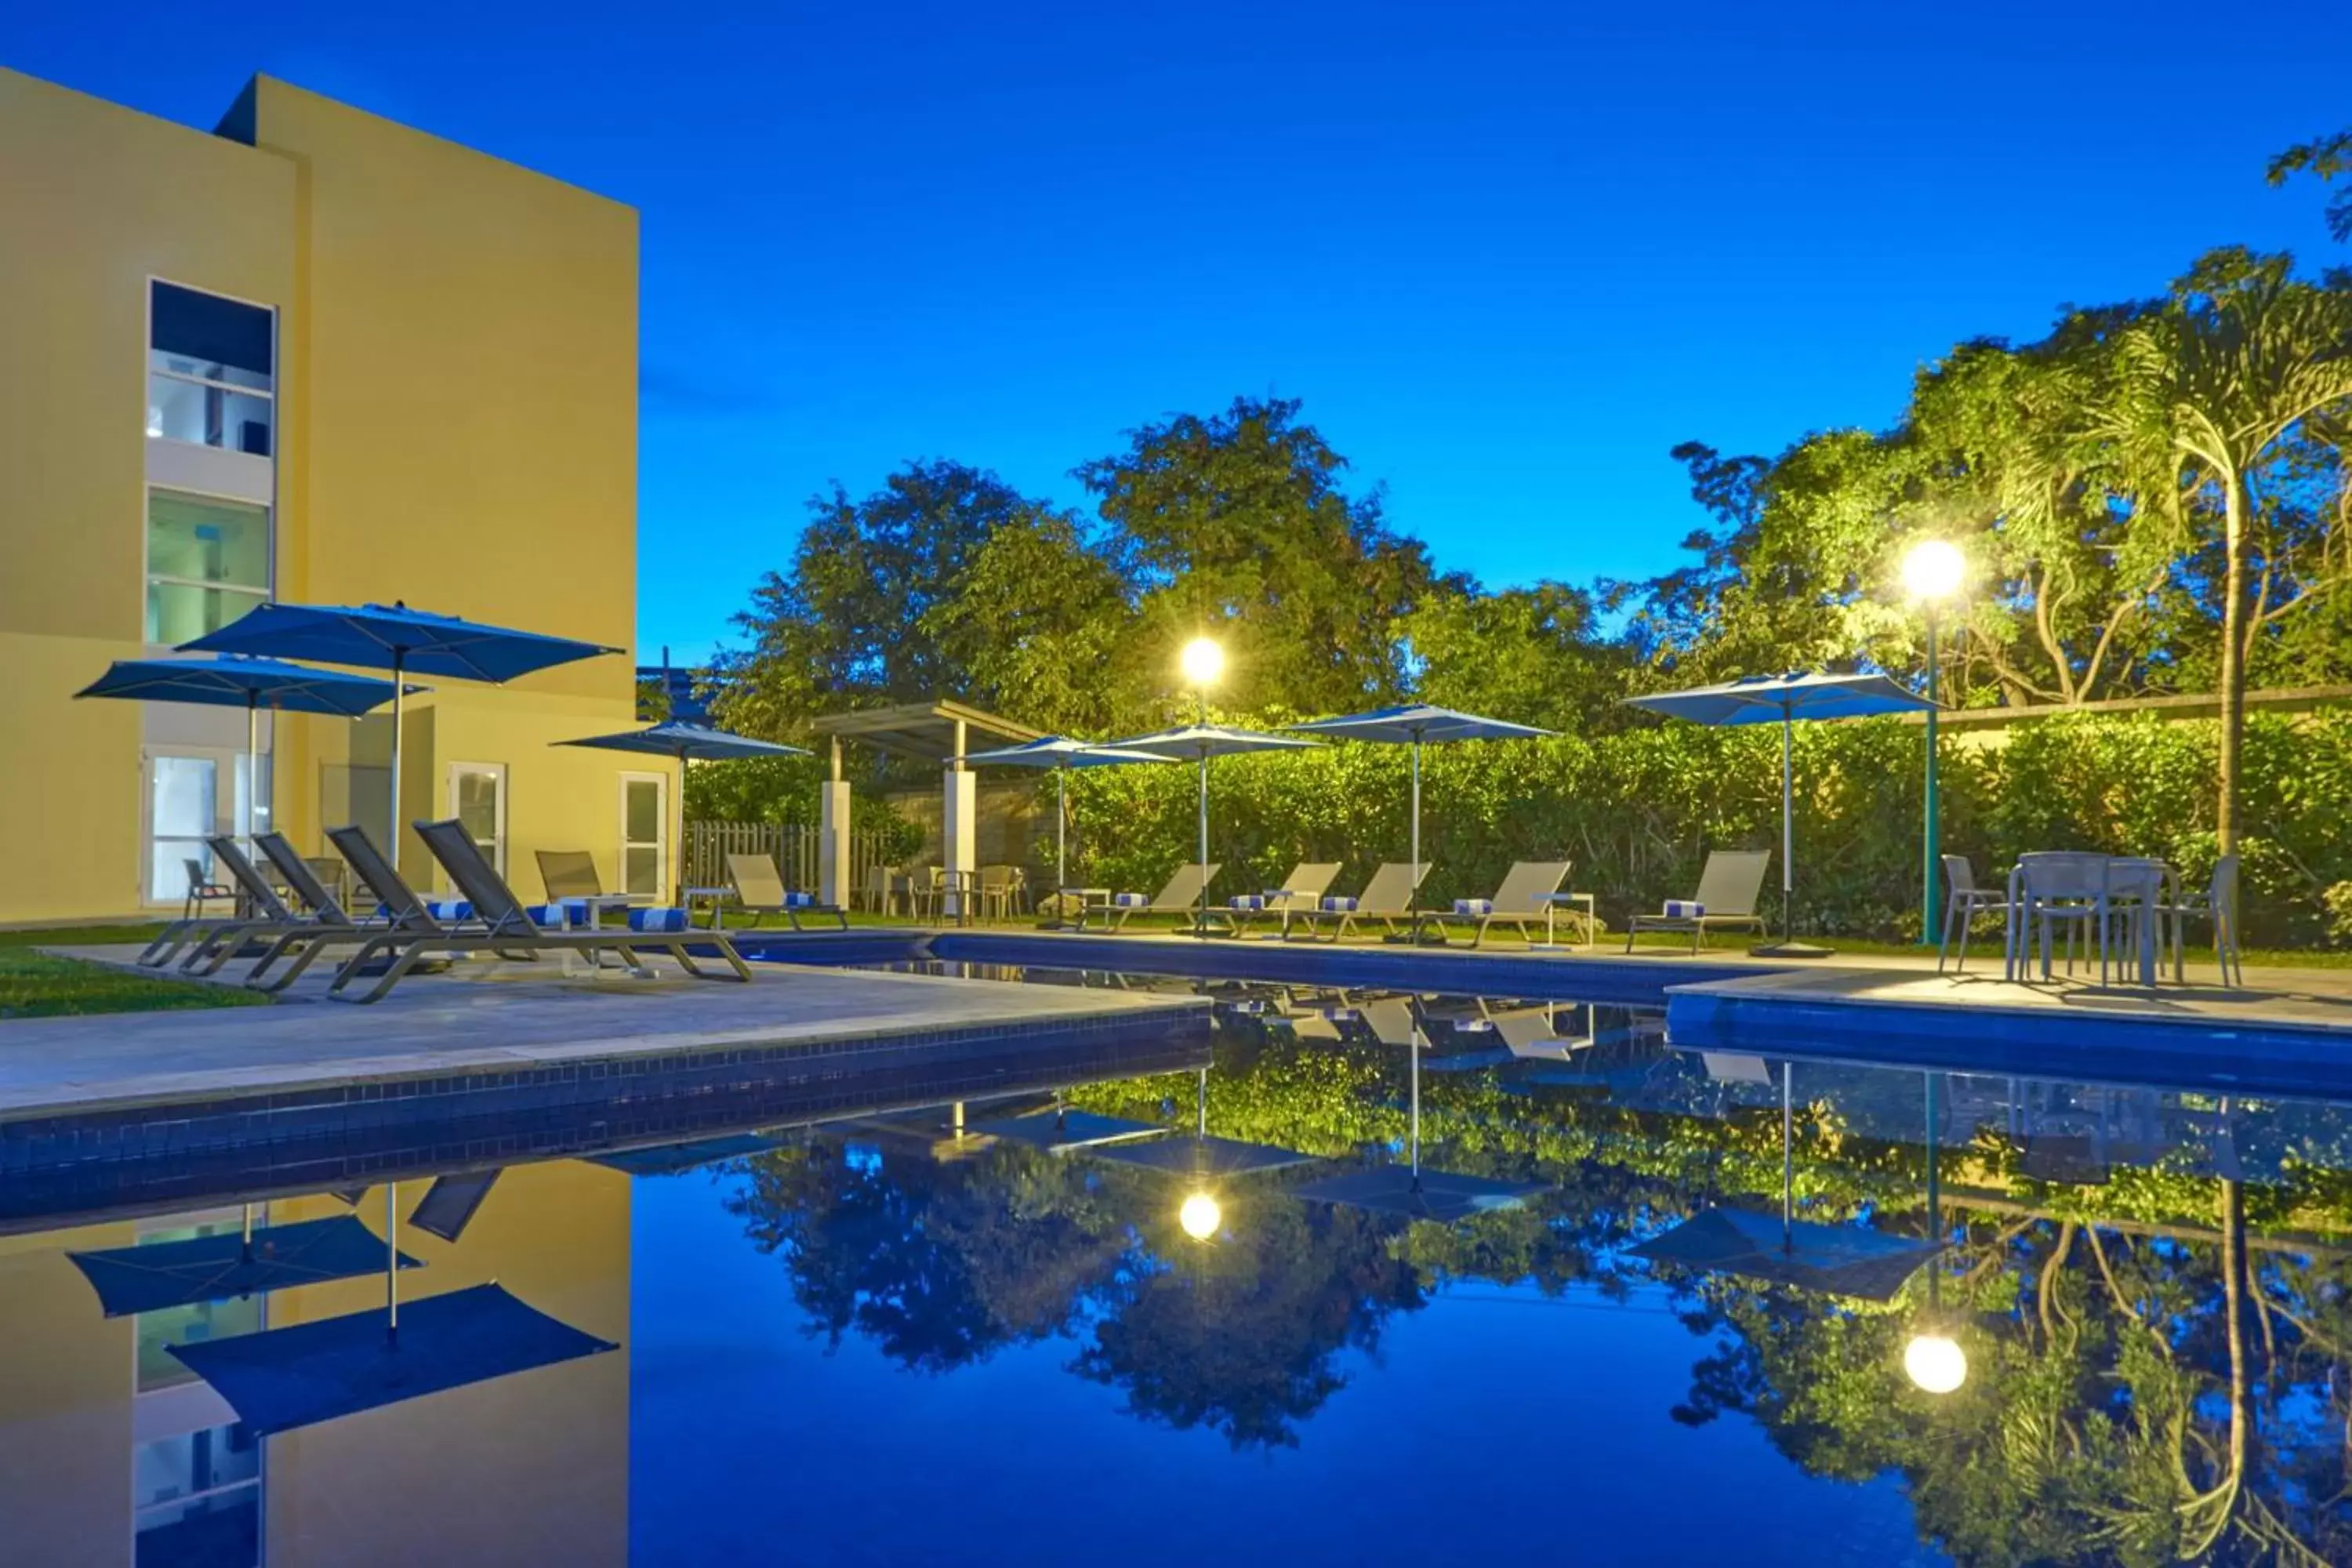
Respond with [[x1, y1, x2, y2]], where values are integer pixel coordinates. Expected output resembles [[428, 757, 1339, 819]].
[[1477, 1000, 1595, 1061]]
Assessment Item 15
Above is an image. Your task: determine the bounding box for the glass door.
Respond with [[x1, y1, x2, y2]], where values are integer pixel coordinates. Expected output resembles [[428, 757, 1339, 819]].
[[620, 774, 665, 900], [448, 763, 507, 879], [147, 754, 220, 905]]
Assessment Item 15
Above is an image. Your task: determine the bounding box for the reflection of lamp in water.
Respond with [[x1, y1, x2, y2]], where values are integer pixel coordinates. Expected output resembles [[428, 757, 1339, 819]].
[[1904, 1068, 1967, 1393], [1179, 1191, 1222, 1241]]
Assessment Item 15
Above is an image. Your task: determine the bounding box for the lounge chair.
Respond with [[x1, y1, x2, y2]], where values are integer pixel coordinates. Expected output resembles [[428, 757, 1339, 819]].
[[1288, 862, 1429, 942], [149, 838, 308, 971], [1210, 862, 1341, 938], [196, 832, 397, 985], [310, 821, 752, 1003], [722, 852, 848, 931], [1091, 863, 1222, 931], [1427, 860, 1573, 947], [1623, 849, 1772, 953]]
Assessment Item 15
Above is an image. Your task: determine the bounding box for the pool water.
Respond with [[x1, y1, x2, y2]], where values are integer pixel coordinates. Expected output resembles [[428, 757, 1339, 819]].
[[6, 970, 2350, 1566]]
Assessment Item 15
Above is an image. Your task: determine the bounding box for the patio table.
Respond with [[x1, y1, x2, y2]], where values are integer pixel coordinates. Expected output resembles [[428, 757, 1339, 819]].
[[2004, 855, 2176, 987]]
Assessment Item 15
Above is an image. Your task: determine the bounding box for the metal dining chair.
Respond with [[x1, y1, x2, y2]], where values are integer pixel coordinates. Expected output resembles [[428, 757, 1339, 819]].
[[2008, 852, 2112, 983], [2160, 854, 2243, 988], [1936, 855, 2011, 974]]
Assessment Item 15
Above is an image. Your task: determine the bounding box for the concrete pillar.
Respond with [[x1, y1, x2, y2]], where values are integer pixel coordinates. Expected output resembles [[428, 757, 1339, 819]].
[[942, 719, 974, 918], [819, 737, 851, 909]]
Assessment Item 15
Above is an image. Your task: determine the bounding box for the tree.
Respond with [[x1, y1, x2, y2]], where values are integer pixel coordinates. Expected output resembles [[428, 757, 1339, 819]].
[[1075, 396, 1445, 716], [2099, 249, 2352, 851], [2268, 129, 2352, 243]]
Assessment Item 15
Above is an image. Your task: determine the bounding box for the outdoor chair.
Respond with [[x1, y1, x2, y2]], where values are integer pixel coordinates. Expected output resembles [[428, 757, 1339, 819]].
[[181, 857, 234, 922], [859, 863, 898, 914], [2005, 851, 2118, 985], [140, 840, 304, 969], [1095, 863, 1223, 931], [535, 849, 604, 902], [303, 855, 350, 913], [1935, 854, 2013, 975], [1623, 850, 1772, 953], [1211, 862, 1341, 938], [722, 851, 848, 931], [1288, 862, 1430, 942], [1428, 860, 1573, 948], [222, 832, 412, 989], [2158, 853, 2243, 988], [310, 820, 752, 1003], [977, 864, 1028, 921]]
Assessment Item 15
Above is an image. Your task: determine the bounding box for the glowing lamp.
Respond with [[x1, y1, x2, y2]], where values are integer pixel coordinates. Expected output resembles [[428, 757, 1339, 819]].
[[1179, 636, 1225, 688], [1901, 539, 1966, 604], [1903, 1331, 1968, 1394], [1178, 1191, 1222, 1241]]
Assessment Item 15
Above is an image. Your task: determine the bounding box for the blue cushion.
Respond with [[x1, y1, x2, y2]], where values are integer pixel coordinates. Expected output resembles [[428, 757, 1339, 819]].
[[1454, 898, 1494, 916], [1320, 895, 1358, 912], [522, 904, 568, 929], [1112, 892, 1149, 908], [1229, 894, 1265, 911], [1663, 899, 1706, 918], [782, 891, 815, 909], [560, 897, 593, 923], [629, 906, 690, 933], [427, 900, 472, 923]]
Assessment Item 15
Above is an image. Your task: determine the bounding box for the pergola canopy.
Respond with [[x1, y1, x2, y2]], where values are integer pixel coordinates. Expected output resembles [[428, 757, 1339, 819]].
[[810, 700, 1043, 763]]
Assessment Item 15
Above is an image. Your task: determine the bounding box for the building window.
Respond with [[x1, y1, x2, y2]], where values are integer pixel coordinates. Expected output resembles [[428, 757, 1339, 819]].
[[132, 1421, 261, 1568], [143, 750, 259, 905], [147, 490, 270, 644], [620, 774, 666, 899], [149, 281, 273, 456], [450, 762, 507, 877]]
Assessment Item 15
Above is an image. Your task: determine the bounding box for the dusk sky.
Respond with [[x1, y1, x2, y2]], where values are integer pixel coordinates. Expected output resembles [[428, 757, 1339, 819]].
[[12, 2, 2347, 662]]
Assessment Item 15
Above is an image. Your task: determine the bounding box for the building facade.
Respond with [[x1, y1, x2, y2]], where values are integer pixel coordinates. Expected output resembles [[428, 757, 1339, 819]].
[[0, 67, 668, 921]]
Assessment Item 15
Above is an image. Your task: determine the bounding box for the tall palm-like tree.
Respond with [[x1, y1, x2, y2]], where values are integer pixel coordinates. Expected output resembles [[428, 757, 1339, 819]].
[[2102, 250, 2352, 851]]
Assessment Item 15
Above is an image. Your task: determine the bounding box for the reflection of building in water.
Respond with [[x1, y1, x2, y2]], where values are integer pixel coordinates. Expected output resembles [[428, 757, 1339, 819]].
[[0, 1160, 629, 1566]]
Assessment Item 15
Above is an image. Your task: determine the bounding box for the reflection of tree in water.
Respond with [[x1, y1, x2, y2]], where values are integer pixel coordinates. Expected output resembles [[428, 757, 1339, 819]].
[[1661, 1182, 2352, 1566]]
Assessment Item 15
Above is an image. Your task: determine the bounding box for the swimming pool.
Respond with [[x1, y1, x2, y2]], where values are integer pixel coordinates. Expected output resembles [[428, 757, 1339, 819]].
[[5, 968, 2347, 1566]]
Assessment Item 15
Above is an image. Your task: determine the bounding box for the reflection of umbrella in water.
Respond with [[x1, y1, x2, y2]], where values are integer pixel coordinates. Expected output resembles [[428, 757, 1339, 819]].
[[1631, 1058, 1940, 1303], [1293, 995, 1547, 1223], [69, 1210, 421, 1318]]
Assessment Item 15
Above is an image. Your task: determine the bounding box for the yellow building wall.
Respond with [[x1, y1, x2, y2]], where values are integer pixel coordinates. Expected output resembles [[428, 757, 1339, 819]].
[[0, 1222, 139, 1568]]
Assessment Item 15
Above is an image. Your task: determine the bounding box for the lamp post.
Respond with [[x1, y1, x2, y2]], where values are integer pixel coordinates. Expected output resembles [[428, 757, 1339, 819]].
[[1900, 540, 1965, 947], [1904, 1068, 1968, 1394], [1178, 636, 1225, 938]]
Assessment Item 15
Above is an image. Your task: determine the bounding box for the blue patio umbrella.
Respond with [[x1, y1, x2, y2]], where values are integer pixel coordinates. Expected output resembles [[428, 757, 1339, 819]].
[[185, 601, 622, 854], [74, 655, 423, 847], [1624, 672, 1936, 956], [1286, 704, 1553, 901], [167, 1282, 618, 1436], [956, 737, 1177, 904], [554, 720, 812, 904], [68, 1214, 423, 1318], [1105, 724, 1322, 935]]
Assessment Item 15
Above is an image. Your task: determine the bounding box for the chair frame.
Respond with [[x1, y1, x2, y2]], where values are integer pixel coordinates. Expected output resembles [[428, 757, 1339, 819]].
[[1622, 850, 1772, 955], [1212, 862, 1342, 938], [1098, 863, 1222, 931], [1427, 860, 1573, 948], [721, 851, 849, 931], [1288, 862, 1430, 942], [1935, 853, 2013, 975]]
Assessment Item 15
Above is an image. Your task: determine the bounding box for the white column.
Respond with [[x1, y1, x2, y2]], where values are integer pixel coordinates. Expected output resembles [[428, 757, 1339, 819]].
[[819, 737, 851, 909], [942, 720, 975, 918]]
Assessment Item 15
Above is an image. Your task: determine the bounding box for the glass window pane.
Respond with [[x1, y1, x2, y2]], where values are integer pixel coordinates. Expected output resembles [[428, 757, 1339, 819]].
[[151, 281, 272, 390], [147, 583, 268, 645], [134, 1424, 260, 1509], [625, 779, 661, 841], [148, 492, 270, 590], [152, 757, 216, 839], [456, 769, 502, 852], [624, 845, 660, 897], [136, 1294, 260, 1392], [148, 373, 272, 456], [152, 842, 211, 905], [134, 1489, 260, 1568]]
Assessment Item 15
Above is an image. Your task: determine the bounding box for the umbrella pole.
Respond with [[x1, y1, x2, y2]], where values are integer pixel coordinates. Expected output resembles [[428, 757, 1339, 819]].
[[386, 1180, 400, 1349], [1196, 749, 1209, 939], [1782, 1060, 1795, 1256], [1781, 713, 1794, 938], [1410, 735, 1423, 939], [1409, 1021, 1422, 1187], [675, 751, 689, 910], [1056, 767, 1069, 919], [386, 654, 406, 871], [245, 695, 260, 854]]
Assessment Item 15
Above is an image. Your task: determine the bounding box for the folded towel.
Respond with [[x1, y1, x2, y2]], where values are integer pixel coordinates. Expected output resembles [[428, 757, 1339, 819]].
[[558, 897, 593, 924], [629, 906, 691, 933], [1113, 891, 1149, 908], [782, 891, 815, 909], [426, 899, 473, 923], [1320, 895, 1358, 913], [1454, 898, 1495, 916], [1229, 894, 1265, 911], [1662, 899, 1706, 918], [523, 904, 569, 929]]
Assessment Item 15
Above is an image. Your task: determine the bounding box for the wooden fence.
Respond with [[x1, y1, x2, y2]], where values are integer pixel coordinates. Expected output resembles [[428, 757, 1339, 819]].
[[684, 822, 895, 898]]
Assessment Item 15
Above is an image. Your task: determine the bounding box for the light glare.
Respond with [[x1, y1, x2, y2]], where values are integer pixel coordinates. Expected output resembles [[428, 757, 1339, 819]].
[[1901, 539, 1966, 603], [1178, 1191, 1222, 1241], [1179, 636, 1225, 688], [1904, 1331, 1968, 1394]]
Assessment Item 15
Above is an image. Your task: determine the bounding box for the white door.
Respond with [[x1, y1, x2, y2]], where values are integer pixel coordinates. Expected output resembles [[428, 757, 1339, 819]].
[[448, 762, 507, 879], [619, 773, 666, 902], [143, 749, 259, 905]]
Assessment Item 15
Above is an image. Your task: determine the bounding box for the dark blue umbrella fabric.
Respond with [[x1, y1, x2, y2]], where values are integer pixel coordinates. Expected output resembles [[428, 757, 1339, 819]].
[[68, 1216, 422, 1318], [1286, 705, 1552, 884], [185, 601, 622, 853], [554, 723, 812, 903], [1623, 673, 1936, 950], [167, 1282, 618, 1436]]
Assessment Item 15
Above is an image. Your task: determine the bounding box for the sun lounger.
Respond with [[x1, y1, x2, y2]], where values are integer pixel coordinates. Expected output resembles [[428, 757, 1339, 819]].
[[723, 852, 849, 931], [1091, 863, 1222, 931], [310, 821, 752, 1002], [193, 832, 403, 985], [1209, 862, 1341, 938], [1623, 849, 1771, 953], [1288, 862, 1429, 942], [164, 838, 315, 972], [1428, 860, 1573, 947], [136, 840, 297, 968]]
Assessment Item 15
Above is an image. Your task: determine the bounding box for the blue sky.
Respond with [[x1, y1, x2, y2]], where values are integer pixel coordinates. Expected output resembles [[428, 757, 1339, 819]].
[[13, 2, 2348, 662]]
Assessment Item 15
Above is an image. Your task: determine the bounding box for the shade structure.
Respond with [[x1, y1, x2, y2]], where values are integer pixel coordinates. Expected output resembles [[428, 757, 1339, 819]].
[[1103, 724, 1322, 935], [1286, 705, 1552, 916], [1631, 1207, 1940, 1302], [1623, 672, 1935, 954], [554, 720, 811, 906], [74, 655, 423, 849], [166, 1282, 618, 1436], [956, 736, 1176, 906], [186, 601, 622, 857], [68, 1215, 423, 1319]]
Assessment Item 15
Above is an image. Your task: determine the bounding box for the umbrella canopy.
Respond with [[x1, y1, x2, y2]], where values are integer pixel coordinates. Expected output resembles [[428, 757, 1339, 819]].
[[1105, 724, 1321, 935], [68, 1215, 423, 1319], [1286, 705, 1552, 904], [555, 722, 812, 905], [166, 1282, 618, 1436], [957, 737, 1176, 896], [75, 655, 425, 847], [187, 601, 622, 856], [1624, 672, 1935, 953]]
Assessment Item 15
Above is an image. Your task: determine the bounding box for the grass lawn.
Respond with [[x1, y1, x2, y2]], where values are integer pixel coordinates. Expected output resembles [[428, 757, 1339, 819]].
[[0, 922, 267, 1019]]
